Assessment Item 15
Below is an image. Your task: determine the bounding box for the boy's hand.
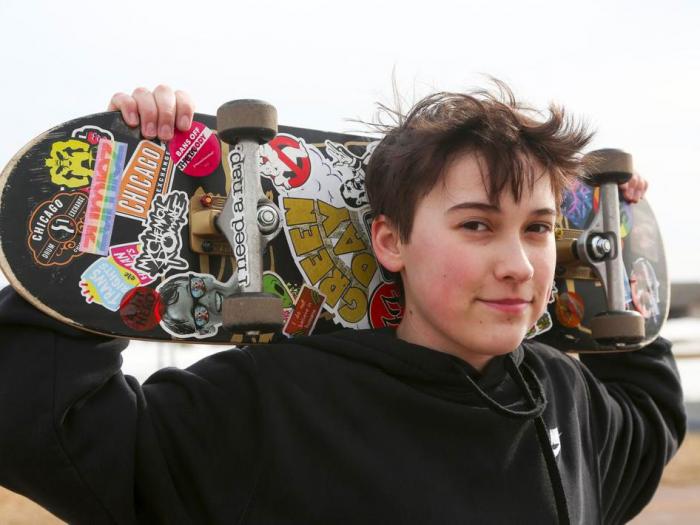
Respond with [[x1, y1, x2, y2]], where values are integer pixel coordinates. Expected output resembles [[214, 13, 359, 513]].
[[107, 85, 194, 142], [619, 172, 648, 203]]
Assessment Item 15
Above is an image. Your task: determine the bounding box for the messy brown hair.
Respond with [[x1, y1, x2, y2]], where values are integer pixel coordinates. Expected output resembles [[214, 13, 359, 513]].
[[365, 80, 594, 243]]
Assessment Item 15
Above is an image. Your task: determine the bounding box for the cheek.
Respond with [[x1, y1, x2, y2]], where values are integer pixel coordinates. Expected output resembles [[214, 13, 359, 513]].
[[416, 247, 484, 301], [536, 243, 557, 280], [532, 246, 557, 298]]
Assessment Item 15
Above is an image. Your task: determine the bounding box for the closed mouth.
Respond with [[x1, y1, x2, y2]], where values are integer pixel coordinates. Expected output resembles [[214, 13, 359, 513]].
[[480, 298, 532, 305], [478, 298, 532, 314]]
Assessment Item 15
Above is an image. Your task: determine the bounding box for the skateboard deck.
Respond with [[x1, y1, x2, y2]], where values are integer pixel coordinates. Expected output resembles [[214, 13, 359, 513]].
[[0, 110, 668, 350], [533, 181, 668, 352]]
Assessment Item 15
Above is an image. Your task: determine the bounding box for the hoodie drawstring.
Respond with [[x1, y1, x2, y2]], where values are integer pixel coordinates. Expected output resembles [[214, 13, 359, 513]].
[[452, 353, 570, 525], [510, 358, 571, 525]]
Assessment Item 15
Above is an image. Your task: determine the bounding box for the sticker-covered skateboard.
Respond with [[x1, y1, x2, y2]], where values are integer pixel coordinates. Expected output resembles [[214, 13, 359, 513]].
[[0, 103, 668, 350], [533, 157, 669, 352]]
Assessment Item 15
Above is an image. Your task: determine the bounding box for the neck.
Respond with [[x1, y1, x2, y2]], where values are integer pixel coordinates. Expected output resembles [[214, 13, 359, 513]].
[[396, 319, 495, 373]]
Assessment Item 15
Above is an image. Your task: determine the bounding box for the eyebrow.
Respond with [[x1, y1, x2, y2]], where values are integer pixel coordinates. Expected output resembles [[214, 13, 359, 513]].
[[446, 202, 557, 217]]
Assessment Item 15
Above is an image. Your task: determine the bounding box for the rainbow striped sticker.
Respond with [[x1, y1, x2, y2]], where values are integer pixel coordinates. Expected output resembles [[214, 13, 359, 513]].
[[79, 139, 128, 255]]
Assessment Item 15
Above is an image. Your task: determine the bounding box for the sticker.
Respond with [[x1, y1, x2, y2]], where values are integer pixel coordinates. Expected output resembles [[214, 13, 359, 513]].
[[79, 140, 128, 255], [169, 121, 220, 177], [263, 272, 296, 325], [110, 242, 155, 283], [72, 125, 114, 145], [227, 146, 250, 287], [263, 272, 295, 308], [283, 284, 326, 337], [120, 286, 164, 332], [116, 140, 174, 222], [369, 282, 403, 328], [592, 187, 600, 214], [560, 180, 594, 229], [630, 257, 661, 321], [134, 190, 189, 278], [555, 291, 584, 328], [43, 125, 115, 189], [282, 196, 377, 327], [526, 312, 553, 339], [619, 201, 633, 238], [528, 282, 557, 339], [79, 242, 155, 311], [264, 136, 380, 329], [155, 272, 237, 339], [45, 139, 95, 188], [623, 263, 633, 306], [27, 192, 88, 266], [260, 134, 312, 189], [324, 139, 375, 209]]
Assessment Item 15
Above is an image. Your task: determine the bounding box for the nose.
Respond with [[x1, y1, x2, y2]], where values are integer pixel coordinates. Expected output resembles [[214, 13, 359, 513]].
[[492, 237, 535, 283]]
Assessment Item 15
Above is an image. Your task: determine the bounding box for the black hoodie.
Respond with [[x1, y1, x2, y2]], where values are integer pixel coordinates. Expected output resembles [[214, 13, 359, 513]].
[[0, 287, 686, 524]]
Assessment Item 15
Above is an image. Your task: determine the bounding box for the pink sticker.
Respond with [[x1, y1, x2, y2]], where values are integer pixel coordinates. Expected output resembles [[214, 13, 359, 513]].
[[169, 121, 221, 177], [109, 242, 155, 285]]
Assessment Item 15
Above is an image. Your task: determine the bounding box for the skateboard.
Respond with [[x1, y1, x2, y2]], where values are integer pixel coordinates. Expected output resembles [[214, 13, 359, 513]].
[[0, 102, 668, 350], [532, 152, 669, 352]]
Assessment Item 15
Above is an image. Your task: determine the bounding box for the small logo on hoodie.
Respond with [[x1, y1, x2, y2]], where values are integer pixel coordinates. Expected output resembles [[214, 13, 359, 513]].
[[549, 427, 562, 458]]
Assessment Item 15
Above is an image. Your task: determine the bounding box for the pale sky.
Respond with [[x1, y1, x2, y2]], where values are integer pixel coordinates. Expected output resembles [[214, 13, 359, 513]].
[[1, 0, 698, 281]]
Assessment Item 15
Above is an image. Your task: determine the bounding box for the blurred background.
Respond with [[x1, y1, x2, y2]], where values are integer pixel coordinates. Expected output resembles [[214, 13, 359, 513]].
[[0, 0, 698, 522]]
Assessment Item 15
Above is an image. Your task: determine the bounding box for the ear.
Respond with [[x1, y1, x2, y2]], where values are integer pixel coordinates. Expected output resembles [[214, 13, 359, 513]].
[[371, 214, 404, 272]]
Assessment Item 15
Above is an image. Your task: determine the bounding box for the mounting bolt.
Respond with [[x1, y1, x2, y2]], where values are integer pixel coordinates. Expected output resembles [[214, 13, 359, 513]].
[[201, 240, 213, 252], [257, 204, 279, 234], [590, 236, 612, 260]]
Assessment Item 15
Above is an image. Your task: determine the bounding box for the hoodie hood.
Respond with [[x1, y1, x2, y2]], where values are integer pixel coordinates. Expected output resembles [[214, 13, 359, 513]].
[[293, 328, 544, 419]]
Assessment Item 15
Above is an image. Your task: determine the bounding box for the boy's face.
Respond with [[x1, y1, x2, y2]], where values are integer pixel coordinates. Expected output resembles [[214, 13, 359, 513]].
[[383, 153, 557, 370]]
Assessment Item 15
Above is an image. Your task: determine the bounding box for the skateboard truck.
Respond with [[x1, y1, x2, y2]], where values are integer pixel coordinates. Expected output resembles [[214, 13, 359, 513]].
[[215, 99, 284, 332], [557, 149, 645, 349]]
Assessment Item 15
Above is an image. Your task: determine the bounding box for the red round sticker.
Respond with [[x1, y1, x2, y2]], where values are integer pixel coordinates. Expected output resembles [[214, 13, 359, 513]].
[[169, 121, 221, 177], [120, 287, 164, 332], [369, 282, 404, 328]]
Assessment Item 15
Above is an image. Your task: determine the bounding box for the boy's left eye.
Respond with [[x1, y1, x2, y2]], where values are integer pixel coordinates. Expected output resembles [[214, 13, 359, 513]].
[[461, 221, 489, 231], [527, 223, 554, 234]]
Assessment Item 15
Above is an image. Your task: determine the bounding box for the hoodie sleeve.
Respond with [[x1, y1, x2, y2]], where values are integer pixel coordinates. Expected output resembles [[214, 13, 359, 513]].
[[0, 286, 262, 524], [579, 337, 686, 524]]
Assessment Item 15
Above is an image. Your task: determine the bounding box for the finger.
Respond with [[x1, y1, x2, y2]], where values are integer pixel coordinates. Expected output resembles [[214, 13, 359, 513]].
[[153, 84, 177, 140], [174, 90, 195, 132], [132, 87, 158, 139], [107, 93, 139, 127], [639, 177, 649, 200], [619, 181, 638, 203], [627, 172, 648, 201]]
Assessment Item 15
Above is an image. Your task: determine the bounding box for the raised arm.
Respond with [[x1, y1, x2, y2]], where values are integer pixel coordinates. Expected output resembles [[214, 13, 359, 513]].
[[579, 338, 686, 523]]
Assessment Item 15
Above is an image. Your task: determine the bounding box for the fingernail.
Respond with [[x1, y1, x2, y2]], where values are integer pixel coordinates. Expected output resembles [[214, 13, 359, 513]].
[[128, 113, 139, 126], [145, 123, 156, 137], [179, 116, 191, 131], [159, 125, 172, 140]]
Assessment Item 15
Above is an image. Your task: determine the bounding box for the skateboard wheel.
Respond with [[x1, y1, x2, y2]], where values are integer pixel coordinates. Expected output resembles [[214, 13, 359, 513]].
[[222, 292, 284, 332], [590, 310, 644, 347], [217, 99, 278, 145], [583, 149, 633, 185]]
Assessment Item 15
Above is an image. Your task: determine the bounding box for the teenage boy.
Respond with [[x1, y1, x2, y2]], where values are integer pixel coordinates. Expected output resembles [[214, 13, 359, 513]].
[[0, 85, 683, 524]]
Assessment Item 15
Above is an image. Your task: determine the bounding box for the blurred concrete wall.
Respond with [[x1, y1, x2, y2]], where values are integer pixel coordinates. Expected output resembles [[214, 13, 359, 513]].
[[670, 282, 700, 318]]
